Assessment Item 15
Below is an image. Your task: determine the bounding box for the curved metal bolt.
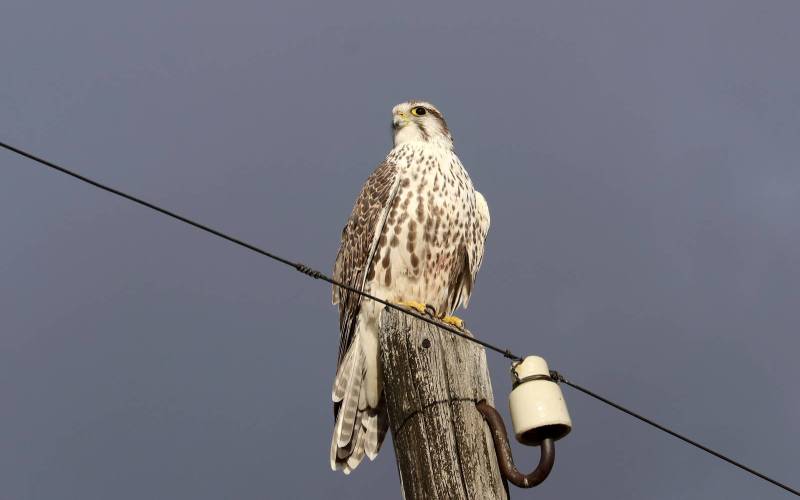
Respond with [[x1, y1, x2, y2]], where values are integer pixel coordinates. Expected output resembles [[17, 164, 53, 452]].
[[476, 400, 555, 488]]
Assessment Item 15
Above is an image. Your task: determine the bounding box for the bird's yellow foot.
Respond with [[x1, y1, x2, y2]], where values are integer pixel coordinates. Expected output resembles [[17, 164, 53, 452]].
[[396, 300, 435, 316], [442, 315, 465, 329]]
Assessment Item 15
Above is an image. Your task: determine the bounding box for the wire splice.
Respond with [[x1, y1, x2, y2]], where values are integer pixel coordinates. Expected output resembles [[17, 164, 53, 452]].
[[294, 263, 323, 279]]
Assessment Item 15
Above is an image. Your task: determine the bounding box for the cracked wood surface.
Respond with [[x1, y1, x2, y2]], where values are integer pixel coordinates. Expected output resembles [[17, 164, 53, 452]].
[[380, 309, 507, 500]]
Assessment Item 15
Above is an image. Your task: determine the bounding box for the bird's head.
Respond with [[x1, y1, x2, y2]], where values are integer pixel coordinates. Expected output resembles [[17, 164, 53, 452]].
[[392, 100, 453, 149]]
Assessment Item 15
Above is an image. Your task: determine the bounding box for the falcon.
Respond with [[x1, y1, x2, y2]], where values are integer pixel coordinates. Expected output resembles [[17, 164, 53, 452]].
[[330, 100, 490, 473]]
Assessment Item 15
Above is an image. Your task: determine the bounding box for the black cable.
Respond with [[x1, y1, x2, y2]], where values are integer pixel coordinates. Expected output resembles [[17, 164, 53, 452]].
[[0, 140, 521, 361], [3, 140, 797, 497], [550, 371, 800, 497]]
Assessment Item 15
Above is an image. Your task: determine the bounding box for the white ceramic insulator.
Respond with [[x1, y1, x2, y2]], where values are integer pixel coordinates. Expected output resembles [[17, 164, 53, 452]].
[[508, 356, 572, 445]]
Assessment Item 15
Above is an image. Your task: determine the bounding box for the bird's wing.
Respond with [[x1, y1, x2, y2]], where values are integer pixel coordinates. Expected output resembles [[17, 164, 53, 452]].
[[454, 190, 491, 310], [332, 160, 400, 368], [471, 190, 491, 283]]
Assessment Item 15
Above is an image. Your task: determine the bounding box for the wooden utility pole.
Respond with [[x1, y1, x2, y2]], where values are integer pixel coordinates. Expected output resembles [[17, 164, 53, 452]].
[[379, 308, 507, 500]]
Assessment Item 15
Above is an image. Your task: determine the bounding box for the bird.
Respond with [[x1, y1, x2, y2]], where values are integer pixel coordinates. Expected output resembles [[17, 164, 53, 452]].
[[330, 100, 490, 473]]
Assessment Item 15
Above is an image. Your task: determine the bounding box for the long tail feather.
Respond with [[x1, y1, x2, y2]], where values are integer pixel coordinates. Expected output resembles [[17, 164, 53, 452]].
[[335, 347, 364, 447], [330, 328, 389, 473], [332, 347, 353, 403]]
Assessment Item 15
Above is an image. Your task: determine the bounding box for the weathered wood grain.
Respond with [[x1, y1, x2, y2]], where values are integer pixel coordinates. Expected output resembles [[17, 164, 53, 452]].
[[379, 309, 507, 500]]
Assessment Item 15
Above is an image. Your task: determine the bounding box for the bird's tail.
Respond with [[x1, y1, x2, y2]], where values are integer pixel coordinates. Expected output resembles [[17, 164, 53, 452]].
[[330, 340, 388, 474]]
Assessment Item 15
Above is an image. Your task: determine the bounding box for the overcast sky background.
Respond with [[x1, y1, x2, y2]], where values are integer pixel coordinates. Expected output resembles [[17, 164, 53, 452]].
[[2, 1, 799, 499]]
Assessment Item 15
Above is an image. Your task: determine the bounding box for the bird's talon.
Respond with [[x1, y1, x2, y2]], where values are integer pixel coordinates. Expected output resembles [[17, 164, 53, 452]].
[[442, 315, 465, 329], [396, 300, 428, 315]]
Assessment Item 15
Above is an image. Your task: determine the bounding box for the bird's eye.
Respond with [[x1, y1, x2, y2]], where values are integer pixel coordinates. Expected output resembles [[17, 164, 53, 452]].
[[410, 106, 427, 116]]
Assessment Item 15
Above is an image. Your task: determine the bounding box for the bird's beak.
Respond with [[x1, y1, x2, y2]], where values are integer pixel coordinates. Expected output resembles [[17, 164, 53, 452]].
[[392, 112, 409, 130]]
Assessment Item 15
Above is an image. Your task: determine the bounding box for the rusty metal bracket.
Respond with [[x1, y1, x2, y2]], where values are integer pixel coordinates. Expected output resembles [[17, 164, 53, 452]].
[[476, 400, 555, 488]]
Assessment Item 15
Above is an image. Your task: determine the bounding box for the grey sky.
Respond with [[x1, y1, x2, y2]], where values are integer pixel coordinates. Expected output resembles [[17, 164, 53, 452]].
[[2, 1, 799, 498]]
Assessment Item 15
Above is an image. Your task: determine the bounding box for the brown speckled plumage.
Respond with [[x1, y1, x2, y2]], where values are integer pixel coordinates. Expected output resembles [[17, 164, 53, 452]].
[[332, 160, 397, 366], [330, 101, 490, 474]]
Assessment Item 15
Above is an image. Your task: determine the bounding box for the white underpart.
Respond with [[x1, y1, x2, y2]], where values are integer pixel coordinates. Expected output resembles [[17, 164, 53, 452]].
[[363, 139, 486, 407]]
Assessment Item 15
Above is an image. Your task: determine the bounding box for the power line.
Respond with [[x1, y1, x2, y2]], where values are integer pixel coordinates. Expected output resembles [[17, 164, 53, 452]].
[[0, 140, 519, 361], [2, 140, 797, 497], [550, 372, 800, 496]]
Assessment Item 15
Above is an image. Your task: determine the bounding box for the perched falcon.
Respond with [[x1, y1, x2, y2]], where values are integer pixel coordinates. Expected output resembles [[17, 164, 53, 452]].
[[330, 101, 490, 473]]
